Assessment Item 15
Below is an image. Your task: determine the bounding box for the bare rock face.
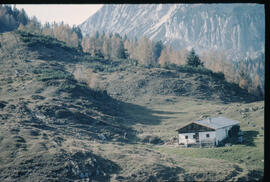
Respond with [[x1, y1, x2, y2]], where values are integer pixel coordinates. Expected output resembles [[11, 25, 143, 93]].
[[80, 4, 264, 61]]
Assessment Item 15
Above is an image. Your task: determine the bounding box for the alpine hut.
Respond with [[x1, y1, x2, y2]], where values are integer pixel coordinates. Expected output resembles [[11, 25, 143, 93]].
[[176, 117, 242, 147]]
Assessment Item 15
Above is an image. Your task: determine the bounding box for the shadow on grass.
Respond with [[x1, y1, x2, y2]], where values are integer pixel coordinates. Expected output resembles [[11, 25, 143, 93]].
[[64, 81, 170, 127], [56, 80, 171, 143], [118, 102, 180, 125], [152, 110, 187, 115], [242, 130, 259, 147], [218, 130, 259, 147]]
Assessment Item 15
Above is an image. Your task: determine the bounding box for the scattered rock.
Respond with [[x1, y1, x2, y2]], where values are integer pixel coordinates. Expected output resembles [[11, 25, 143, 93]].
[[13, 136, 26, 143], [131, 174, 137, 178], [241, 113, 247, 118], [31, 95, 45, 100], [55, 109, 72, 118], [240, 108, 249, 112], [0, 100, 8, 109], [29, 130, 40, 136], [98, 134, 106, 140], [35, 113, 46, 120], [200, 114, 210, 119], [216, 110, 222, 114], [7, 104, 16, 110]]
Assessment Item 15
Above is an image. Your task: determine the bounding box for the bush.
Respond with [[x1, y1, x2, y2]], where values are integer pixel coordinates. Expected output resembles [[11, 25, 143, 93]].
[[161, 63, 225, 80], [59, 80, 77, 90], [36, 69, 73, 82], [213, 72, 225, 80], [81, 57, 138, 73], [55, 109, 72, 118], [142, 135, 164, 144], [16, 30, 80, 54]]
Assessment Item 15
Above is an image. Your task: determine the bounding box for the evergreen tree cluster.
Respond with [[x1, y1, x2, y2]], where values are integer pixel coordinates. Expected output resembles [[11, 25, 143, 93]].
[[0, 5, 29, 33]]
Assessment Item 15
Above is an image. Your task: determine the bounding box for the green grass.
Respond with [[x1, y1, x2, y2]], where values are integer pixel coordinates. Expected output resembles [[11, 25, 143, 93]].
[[35, 68, 74, 82], [155, 139, 263, 169], [0, 31, 264, 180], [122, 96, 264, 175]]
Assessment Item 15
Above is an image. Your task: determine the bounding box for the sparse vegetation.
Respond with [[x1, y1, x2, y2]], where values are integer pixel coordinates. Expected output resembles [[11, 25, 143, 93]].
[[0, 5, 264, 97], [17, 30, 80, 53], [0, 28, 264, 181], [36, 69, 73, 82]]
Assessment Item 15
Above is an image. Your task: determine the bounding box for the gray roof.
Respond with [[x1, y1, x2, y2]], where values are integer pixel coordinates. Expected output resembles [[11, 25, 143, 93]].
[[193, 117, 240, 130]]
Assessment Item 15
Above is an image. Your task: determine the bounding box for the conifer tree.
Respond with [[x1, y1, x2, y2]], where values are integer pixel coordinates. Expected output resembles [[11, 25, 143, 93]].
[[186, 48, 204, 67]]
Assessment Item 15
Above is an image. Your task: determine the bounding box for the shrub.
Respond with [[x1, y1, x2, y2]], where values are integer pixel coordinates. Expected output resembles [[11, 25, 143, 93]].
[[35, 68, 74, 82], [213, 72, 225, 80], [16, 30, 80, 54], [142, 135, 164, 144], [55, 109, 72, 118], [161, 63, 225, 80]]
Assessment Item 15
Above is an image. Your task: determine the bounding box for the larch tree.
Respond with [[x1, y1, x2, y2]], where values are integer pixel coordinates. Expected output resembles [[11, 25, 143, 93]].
[[158, 47, 170, 66], [237, 63, 252, 91]]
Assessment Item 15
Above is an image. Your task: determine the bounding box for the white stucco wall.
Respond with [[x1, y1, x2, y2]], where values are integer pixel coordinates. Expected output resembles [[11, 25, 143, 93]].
[[199, 131, 216, 144], [179, 131, 216, 145], [179, 133, 196, 145]]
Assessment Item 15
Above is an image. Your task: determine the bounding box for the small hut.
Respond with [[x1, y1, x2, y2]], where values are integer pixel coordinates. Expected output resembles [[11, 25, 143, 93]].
[[176, 117, 242, 147]]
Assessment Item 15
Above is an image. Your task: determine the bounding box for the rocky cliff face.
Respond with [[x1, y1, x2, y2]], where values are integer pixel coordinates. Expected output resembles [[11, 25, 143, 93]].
[[80, 4, 265, 61]]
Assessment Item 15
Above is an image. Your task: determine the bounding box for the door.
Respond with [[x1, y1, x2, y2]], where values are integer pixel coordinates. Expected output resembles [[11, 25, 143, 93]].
[[194, 132, 199, 142]]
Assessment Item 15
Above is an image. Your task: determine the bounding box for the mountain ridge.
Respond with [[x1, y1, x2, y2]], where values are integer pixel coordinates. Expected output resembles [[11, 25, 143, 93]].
[[80, 4, 265, 61]]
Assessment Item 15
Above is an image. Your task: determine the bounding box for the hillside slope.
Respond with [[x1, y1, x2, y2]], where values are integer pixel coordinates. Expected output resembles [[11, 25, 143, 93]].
[[0, 31, 136, 181], [100, 66, 259, 104], [0, 31, 264, 181]]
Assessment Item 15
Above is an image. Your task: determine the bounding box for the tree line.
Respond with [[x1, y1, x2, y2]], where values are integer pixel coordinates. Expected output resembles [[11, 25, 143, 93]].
[[0, 4, 264, 98], [0, 5, 29, 33]]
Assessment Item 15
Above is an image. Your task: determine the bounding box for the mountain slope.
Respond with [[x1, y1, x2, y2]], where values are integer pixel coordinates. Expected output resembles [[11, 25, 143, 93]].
[[80, 4, 265, 61], [101, 66, 259, 104], [0, 31, 264, 181], [0, 31, 136, 181]]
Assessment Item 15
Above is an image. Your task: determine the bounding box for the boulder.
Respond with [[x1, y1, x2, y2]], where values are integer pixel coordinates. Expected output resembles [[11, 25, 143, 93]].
[[98, 134, 106, 140]]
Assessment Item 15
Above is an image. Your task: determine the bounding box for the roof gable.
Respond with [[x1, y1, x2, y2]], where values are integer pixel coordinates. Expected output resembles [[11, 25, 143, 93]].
[[194, 117, 240, 130], [177, 122, 215, 133], [177, 117, 240, 133]]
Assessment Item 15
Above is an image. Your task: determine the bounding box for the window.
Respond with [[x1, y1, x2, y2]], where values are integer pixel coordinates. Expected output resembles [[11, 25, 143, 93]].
[[193, 135, 196, 139], [206, 134, 210, 138], [185, 135, 188, 139]]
